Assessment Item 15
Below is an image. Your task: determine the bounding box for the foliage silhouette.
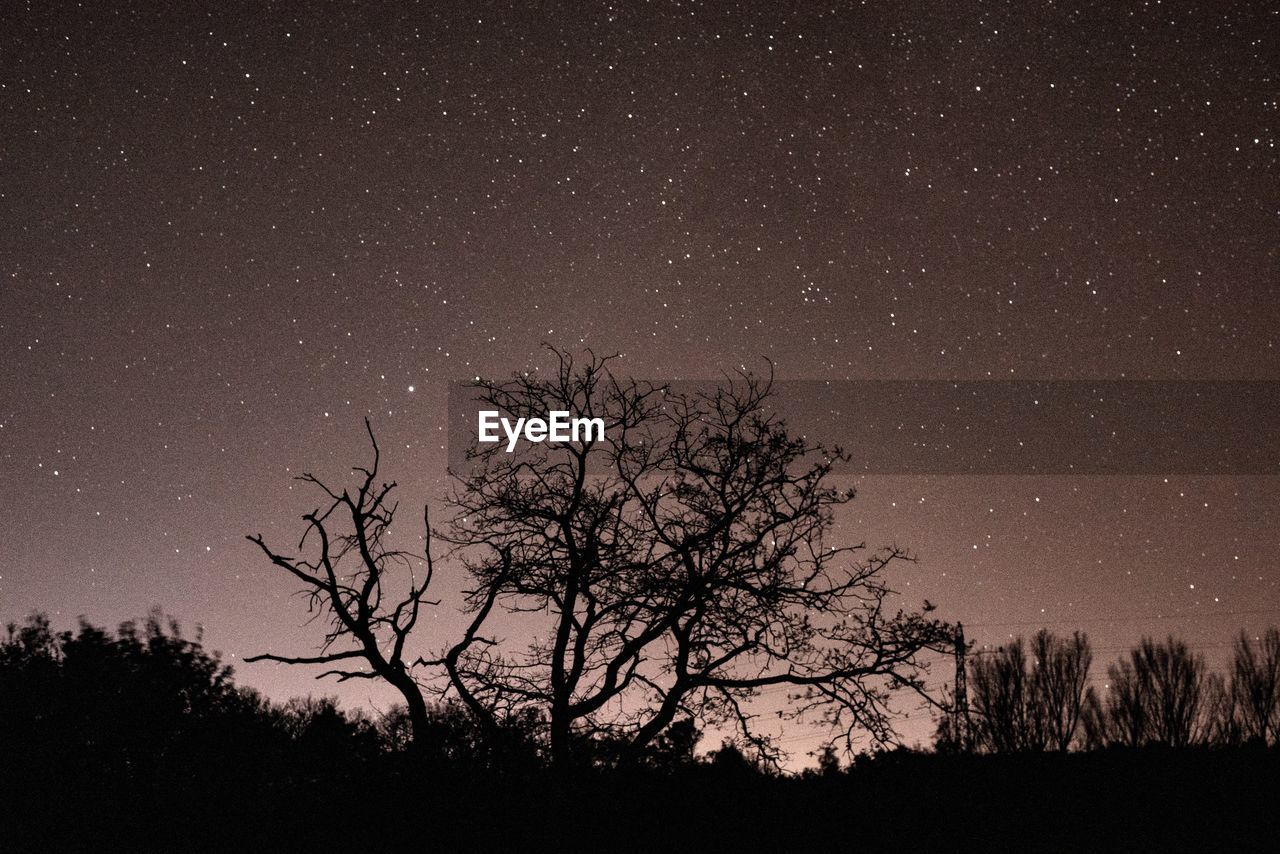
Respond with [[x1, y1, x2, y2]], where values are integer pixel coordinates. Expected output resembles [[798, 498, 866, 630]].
[[4, 610, 1280, 850]]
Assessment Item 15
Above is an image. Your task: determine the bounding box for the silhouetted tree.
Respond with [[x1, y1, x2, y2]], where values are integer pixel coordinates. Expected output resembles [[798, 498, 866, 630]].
[[1089, 636, 1211, 747], [969, 638, 1030, 752], [1080, 685, 1109, 751], [425, 350, 951, 769], [967, 630, 1092, 752], [931, 691, 966, 754], [244, 421, 439, 750], [707, 739, 763, 775], [1201, 671, 1236, 746], [814, 743, 842, 776], [280, 696, 382, 768], [0, 610, 287, 780], [379, 699, 545, 769], [1231, 627, 1280, 746], [1137, 636, 1209, 747], [647, 717, 702, 769], [1101, 654, 1151, 748], [1029, 630, 1092, 751]]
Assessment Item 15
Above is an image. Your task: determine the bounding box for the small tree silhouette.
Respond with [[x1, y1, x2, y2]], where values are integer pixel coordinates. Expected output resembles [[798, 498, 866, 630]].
[[244, 422, 439, 750]]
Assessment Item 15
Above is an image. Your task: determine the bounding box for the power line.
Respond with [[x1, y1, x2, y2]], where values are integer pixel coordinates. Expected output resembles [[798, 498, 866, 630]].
[[970, 641, 1243, 655], [964, 608, 1280, 629]]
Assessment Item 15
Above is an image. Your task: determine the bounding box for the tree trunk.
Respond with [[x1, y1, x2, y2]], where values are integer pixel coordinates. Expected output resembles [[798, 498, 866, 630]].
[[549, 702, 572, 770]]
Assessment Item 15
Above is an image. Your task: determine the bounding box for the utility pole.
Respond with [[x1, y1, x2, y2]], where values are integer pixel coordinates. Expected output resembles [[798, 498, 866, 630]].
[[953, 622, 971, 751]]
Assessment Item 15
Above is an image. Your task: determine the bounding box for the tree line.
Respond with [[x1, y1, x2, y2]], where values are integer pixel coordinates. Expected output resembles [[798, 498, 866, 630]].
[[938, 627, 1280, 753], [6, 611, 1275, 781], [8, 611, 1278, 851]]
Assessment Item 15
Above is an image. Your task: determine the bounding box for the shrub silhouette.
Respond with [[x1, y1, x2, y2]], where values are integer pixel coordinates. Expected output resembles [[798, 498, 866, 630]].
[[4, 610, 1280, 850]]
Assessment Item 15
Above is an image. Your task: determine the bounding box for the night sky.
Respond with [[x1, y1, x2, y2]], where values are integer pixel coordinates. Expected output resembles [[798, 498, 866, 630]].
[[2, 1, 1276, 756]]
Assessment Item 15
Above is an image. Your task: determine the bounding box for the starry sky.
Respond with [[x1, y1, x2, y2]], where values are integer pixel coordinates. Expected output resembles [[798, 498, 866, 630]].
[[2, 1, 1276, 753]]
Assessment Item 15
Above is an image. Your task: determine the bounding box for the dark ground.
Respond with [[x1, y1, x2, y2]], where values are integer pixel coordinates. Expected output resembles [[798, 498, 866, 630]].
[[5, 748, 1278, 852]]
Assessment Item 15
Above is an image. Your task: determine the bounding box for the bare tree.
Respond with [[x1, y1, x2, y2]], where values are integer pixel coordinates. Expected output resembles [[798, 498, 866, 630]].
[[1079, 684, 1108, 751], [424, 350, 951, 769], [1201, 671, 1237, 746], [244, 422, 438, 749], [1231, 627, 1280, 746], [1091, 636, 1210, 748], [967, 630, 1092, 753], [969, 639, 1030, 752], [1137, 636, 1209, 747], [1028, 630, 1092, 751], [1101, 655, 1151, 748]]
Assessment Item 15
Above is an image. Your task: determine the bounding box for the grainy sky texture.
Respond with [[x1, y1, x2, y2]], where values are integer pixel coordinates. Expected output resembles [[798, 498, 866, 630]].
[[2, 1, 1276, 755]]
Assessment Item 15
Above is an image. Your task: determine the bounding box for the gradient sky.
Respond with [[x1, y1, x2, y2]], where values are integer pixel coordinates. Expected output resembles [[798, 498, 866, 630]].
[[2, 1, 1276, 760]]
